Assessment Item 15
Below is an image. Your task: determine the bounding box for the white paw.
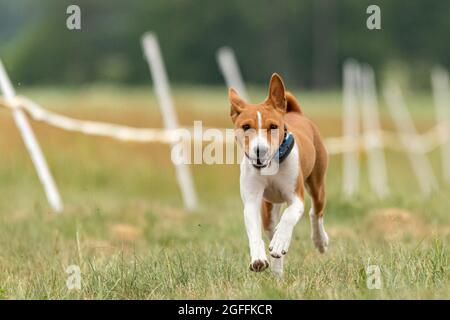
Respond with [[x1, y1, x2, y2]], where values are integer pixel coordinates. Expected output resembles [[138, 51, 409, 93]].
[[312, 230, 329, 253], [269, 226, 292, 258], [249, 240, 269, 272]]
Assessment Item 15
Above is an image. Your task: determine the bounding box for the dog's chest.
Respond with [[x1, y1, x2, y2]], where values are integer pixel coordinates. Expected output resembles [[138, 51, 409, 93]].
[[263, 183, 285, 203], [262, 150, 299, 204]]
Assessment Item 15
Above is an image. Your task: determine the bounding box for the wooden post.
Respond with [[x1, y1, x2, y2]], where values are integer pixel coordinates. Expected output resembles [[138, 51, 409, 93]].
[[361, 64, 389, 197], [383, 81, 437, 195], [342, 60, 360, 197], [216, 47, 249, 101], [141, 32, 198, 211], [0, 59, 63, 213]]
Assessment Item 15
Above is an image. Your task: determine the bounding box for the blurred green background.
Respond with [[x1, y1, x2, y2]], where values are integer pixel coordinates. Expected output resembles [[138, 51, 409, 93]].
[[1, 0, 449, 88]]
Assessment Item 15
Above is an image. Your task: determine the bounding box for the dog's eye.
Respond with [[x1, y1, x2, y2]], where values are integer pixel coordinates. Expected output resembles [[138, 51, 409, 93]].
[[270, 124, 278, 130], [242, 124, 251, 131]]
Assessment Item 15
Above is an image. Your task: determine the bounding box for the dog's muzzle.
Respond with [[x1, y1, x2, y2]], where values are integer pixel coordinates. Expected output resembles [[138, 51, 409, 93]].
[[244, 152, 270, 169], [245, 126, 295, 170]]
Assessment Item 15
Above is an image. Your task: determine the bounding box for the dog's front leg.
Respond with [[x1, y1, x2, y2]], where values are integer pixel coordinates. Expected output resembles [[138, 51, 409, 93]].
[[243, 201, 269, 272], [241, 178, 268, 272], [269, 196, 304, 258]]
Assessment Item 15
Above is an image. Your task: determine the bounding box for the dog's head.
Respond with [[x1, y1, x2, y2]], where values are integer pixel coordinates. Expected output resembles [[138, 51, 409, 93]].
[[229, 73, 288, 168]]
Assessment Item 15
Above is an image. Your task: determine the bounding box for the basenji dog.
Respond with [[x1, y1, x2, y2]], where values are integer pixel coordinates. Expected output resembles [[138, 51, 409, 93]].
[[229, 73, 329, 277]]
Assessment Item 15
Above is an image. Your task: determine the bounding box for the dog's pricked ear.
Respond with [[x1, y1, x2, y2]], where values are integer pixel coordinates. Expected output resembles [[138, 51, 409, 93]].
[[229, 88, 246, 122], [268, 73, 286, 112]]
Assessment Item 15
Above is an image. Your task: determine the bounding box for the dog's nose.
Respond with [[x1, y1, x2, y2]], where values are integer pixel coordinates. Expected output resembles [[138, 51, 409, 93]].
[[255, 146, 268, 159]]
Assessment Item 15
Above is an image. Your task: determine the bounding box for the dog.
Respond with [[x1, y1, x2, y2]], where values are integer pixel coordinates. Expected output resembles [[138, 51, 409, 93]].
[[229, 73, 329, 277]]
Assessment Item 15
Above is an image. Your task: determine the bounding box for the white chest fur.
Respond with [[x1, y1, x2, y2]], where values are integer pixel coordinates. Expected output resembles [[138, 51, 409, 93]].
[[240, 142, 299, 205]]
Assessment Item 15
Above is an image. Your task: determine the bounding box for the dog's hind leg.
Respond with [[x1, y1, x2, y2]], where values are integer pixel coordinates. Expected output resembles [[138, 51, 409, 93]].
[[306, 174, 329, 253], [263, 201, 284, 277]]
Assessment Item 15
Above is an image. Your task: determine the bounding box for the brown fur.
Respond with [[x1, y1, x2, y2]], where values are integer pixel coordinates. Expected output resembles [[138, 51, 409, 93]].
[[261, 201, 272, 231], [285, 91, 303, 114]]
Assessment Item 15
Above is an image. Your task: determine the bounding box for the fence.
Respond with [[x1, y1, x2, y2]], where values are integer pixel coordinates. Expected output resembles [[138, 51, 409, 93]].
[[1, 33, 449, 213]]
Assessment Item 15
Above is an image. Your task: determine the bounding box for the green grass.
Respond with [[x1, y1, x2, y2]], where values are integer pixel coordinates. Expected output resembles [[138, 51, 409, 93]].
[[0, 86, 448, 299]]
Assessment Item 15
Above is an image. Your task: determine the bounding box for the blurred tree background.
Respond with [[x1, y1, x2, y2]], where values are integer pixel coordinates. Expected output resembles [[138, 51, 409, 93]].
[[0, 0, 449, 88]]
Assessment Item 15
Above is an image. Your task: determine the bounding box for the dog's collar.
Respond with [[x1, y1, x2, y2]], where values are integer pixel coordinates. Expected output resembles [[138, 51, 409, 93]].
[[275, 125, 295, 164], [248, 125, 295, 170]]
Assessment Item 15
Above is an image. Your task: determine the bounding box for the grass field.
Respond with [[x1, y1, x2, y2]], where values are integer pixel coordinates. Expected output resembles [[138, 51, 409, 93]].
[[0, 86, 449, 299]]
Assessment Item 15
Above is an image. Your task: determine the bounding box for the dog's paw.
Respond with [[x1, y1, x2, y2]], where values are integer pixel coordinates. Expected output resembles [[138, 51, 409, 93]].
[[272, 269, 283, 278], [269, 256, 284, 278], [269, 229, 292, 259], [312, 230, 329, 253], [249, 259, 269, 272], [271, 265, 284, 278]]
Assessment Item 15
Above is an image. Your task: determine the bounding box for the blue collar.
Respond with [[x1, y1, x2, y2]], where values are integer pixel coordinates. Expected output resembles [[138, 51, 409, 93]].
[[274, 126, 295, 164]]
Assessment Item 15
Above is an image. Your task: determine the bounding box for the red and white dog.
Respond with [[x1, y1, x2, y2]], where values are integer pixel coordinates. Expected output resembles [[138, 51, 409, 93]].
[[229, 74, 329, 277]]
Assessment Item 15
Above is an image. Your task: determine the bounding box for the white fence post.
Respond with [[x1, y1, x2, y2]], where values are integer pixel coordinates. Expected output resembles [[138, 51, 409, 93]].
[[0, 60, 63, 213], [360, 64, 389, 197], [216, 47, 249, 101], [342, 59, 360, 197], [431, 66, 450, 185], [383, 81, 437, 195], [141, 32, 198, 211]]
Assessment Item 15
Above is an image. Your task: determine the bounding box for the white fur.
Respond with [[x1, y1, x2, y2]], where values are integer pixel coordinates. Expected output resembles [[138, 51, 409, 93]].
[[240, 142, 304, 275], [309, 207, 329, 253], [249, 111, 270, 164], [269, 197, 304, 258], [241, 172, 267, 264], [257, 111, 262, 131], [267, 204, 283, 277]]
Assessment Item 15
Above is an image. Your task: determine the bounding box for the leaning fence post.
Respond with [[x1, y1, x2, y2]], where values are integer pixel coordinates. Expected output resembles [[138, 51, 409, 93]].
[[383, 81, 437, 195], [342, 59, 360, 197], [141, 32, 198, 211], [360, 64, 389, 197], [0, 59, 63, 213], [216, 47, 249, 101]]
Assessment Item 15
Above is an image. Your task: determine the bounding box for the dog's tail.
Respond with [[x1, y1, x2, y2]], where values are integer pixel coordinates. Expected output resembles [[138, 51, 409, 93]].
[[285, 91, 303, 114]]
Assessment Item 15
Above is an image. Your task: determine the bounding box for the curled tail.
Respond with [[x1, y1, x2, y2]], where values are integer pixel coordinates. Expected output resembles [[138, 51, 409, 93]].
[[285, 91, 303, 114]]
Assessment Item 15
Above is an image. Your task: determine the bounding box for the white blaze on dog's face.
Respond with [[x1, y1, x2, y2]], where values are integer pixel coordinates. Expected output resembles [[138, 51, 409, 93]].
[[229, 74, 288, 168]]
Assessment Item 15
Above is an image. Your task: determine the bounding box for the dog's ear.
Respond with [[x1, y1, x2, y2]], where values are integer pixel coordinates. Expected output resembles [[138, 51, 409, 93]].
[[229, 88, 246, 122], [268, 73, 286, 113]]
